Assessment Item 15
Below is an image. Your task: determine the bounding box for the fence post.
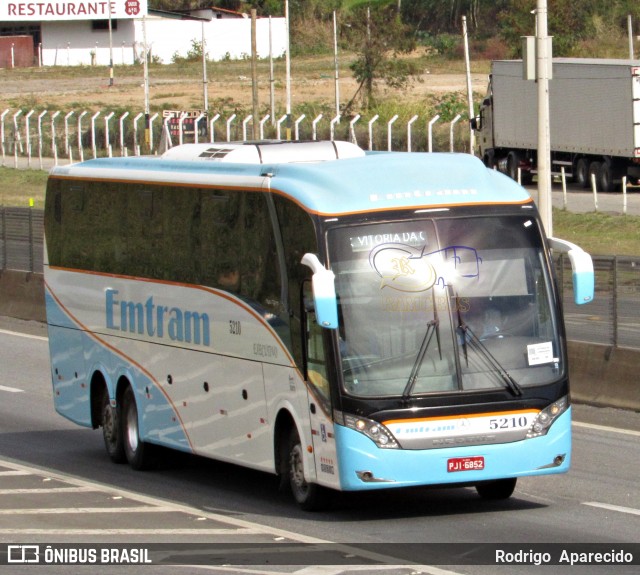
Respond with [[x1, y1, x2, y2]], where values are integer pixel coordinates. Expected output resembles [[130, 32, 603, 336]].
[[193, 113, 204, 144], [51, 111, 61, 165], [104, 112, 114, 157], [226, 114, 236, 142], [64, 110, 74, 158], [13, 110, 23, 168], [407, 115, 418, 152], [149, 113, 158, 152], [349, 114, 360, 145], [133, 112, 143, 156], [1, 109, 10, 166], [91, 111, 101, 159], [36, 110, 46, 169], [312, 114, 323, 141], [449, 114, 462, 152], [242, 115, 253, 142], [294, 114, 306, 141], [77, 111, 88, 162], [259, 115, 270, 140], [25, 110, 35, 167], [387, 115, 399, 151], [428, 114, 440, 153], [276, 114, 288, 140], [330, 115, 340, 141], [119, 111, 129, 156], [368, 114, 379, 151], [209, 113, 220, 143]]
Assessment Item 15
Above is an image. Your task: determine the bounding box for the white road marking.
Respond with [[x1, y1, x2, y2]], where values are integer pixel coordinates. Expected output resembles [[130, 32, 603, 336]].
[[0, 506, 177, 515], [0, 385, 24, 393], [573, 420, 640, 437], [0, 328, 48, 342], [0, 486, 98, 495], [583, 502, 640, 517]]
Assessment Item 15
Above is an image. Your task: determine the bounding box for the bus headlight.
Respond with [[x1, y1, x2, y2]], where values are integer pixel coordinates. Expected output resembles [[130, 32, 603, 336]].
[[335, 411, 399, 449], [526, 396, 569, 439]]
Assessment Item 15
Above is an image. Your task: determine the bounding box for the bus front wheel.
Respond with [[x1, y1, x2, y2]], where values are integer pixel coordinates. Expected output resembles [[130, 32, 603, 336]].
[[122, 386, 156, 471], [101, 390, 126, 464], [287, 428, 331, 511], [475, 477, 517, 500]]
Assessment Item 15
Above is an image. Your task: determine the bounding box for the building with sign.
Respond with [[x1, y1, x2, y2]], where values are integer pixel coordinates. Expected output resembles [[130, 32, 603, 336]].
[[0, 1, 286, 67]]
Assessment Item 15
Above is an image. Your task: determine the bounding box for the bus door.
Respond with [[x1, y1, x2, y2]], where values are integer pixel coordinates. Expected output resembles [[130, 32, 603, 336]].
[[303, 283, 341, 489]]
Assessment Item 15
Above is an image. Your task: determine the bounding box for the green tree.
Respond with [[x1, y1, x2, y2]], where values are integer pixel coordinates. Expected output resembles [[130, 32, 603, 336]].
[[344, 1, 418, 111]]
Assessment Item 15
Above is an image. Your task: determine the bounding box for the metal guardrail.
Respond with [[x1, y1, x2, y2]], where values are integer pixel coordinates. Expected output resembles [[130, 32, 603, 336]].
[[1, 207, 638, 349], [0, 207, 43, 273]]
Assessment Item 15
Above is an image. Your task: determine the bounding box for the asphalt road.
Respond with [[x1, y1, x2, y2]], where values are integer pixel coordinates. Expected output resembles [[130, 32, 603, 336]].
[[0, 316, 639, 575]]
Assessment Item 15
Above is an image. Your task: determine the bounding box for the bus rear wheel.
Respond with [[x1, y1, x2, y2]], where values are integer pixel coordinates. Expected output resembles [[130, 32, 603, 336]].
[[476, 478, 517, 500], [287, 428, 331, 511], [122, 386, 156, 471], [101, 391, 126, 464]]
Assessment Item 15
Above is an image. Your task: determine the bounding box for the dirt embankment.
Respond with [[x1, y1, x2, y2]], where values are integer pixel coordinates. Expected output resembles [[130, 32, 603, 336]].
[[0, 68, 488, 112]]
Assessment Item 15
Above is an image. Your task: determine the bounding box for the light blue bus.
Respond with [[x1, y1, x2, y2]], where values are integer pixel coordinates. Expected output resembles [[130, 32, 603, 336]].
[[43, 141, 594, 510]]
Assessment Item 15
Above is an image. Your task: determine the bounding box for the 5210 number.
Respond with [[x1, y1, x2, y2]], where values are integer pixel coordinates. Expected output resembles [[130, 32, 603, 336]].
[[229, 320, 242, 335], [489, 416, 528, 430]]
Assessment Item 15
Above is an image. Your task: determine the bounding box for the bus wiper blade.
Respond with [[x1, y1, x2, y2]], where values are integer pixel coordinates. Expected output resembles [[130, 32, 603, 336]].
[[457, 323, 523, 397], [402, 319, 439, 400]]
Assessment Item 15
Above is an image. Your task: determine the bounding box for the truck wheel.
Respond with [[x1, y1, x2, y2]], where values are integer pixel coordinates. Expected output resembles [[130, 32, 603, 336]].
[[597, 162, 615, 192], [575, 158, 589, 188], [506, 152, 520, 181], [588, 161, 602, 190]]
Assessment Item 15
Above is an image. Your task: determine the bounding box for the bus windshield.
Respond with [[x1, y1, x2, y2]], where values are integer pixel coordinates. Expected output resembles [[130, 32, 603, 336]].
[[329, 214, 562, 398]]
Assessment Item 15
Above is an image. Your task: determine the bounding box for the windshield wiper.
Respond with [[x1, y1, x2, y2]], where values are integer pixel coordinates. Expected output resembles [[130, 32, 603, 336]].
[[456, 304, 523, 397], [402, 292, 442, 400]]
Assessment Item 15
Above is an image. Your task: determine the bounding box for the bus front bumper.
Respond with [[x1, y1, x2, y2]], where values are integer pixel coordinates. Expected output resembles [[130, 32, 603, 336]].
[[334, 408, 571, 491]]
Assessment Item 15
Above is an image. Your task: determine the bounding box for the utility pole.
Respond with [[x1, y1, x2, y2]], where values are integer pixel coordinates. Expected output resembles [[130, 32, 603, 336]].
[[251, 9, 259, 140], [107, 1, 114, 86], [536, 0, 552, 236]]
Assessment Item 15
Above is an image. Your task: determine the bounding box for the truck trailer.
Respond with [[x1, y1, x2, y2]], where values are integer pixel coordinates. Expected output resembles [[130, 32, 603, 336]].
[[473, 58, 640, 191]]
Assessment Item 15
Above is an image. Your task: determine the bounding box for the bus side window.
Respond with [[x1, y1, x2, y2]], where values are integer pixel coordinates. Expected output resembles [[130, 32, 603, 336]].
[[303, 281, 331, 411]]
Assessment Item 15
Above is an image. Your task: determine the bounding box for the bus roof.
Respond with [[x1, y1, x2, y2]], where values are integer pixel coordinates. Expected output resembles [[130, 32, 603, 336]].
[[49, 142, 532, 217]]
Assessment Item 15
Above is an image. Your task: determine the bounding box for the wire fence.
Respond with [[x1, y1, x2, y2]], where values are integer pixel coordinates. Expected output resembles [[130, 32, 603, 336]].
[[1, 206, 638, 350], [0, 107, 470, 167]]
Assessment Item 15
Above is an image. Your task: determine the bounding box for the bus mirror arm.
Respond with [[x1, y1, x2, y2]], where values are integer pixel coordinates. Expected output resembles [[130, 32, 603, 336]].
[[548, 237, 594, 305], [301, 253, 339, 329]]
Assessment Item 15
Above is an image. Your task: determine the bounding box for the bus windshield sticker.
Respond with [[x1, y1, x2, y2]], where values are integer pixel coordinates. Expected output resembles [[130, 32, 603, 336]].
[[527, 341, 554, 366]]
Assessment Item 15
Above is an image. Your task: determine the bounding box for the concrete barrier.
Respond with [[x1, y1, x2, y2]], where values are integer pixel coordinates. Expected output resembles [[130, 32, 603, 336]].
[[0, 271, 638, 411], [568, 341, 640, 411], [0, 271, 46, 323]]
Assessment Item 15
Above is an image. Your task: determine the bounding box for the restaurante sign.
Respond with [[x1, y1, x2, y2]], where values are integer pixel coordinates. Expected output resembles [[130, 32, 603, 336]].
[[2, 0, 148, 20]]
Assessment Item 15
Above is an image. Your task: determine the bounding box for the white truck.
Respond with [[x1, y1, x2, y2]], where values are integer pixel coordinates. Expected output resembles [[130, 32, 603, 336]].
[[473, 58, 640, 191]]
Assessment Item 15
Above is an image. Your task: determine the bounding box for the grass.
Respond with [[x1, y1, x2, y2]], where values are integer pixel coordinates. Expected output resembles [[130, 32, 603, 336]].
[[1, 166, 638, 256], [0, 167, 47, 209], [552, 208, 640, 256]]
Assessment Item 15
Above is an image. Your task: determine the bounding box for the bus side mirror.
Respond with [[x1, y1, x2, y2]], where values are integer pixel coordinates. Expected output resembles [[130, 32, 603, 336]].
[[301, 253, 339, 329], [548, 238, 594, 305]]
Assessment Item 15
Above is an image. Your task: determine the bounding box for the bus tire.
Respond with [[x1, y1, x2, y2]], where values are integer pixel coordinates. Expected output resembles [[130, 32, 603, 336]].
[[287, 428, 331, 511], [476, 477, 517, 500], [101, 390, 126, 464], [122, 386, 156, 471]]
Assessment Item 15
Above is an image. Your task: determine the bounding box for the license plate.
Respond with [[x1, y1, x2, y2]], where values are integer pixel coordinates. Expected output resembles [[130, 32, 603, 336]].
[[447, 456, 485, 473]]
